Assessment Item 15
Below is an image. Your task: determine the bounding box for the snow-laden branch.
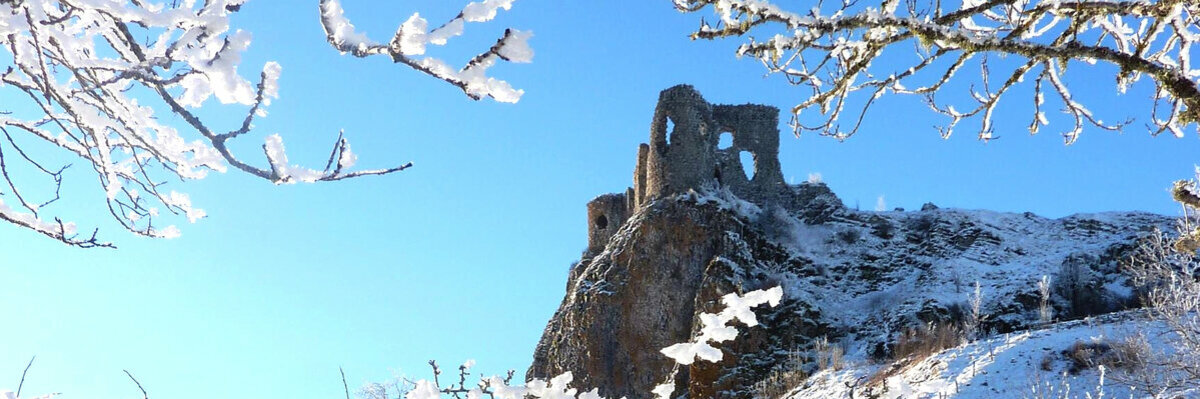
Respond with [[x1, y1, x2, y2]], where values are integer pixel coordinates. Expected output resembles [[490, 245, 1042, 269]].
[[319, 0, 534, 103], [0, 0, 429, 246], [659, 286, 784, 365], [355, 287, 784, 399], [675, 0, 1200, 143]]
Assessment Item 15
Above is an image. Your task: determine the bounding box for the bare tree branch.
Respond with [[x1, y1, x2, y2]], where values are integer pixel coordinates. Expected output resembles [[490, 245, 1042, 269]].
[[0, 1, 526, 245], [318, 0, 534, 103], [675, 0, 1200, 143]]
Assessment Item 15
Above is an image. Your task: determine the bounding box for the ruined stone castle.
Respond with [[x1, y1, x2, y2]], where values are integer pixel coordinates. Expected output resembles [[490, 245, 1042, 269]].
[[585, 85, 791, 255]]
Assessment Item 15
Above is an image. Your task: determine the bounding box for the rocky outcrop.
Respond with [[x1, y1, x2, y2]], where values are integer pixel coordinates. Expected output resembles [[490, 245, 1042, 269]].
[[528, 86, 1172, 398], [533, 197, 829, 399]]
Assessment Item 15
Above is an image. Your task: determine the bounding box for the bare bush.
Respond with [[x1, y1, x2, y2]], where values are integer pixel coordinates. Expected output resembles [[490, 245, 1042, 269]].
[[963, 281, 985, 341], [1038, 275, 1054, 325], [1123, 226, 1200, 392], [1101, 330, 1192, 396], [834, 227, 861, 244], [869, 216, 895, 239], [1028, 336, 1147, 399], [1107, 334, 1152, 373], [755, 205, 797, 242], [751, 348, 808, 399], [813, 335, 846, 371], [893, 321, 963, 363], [1105, 170, 1200, 395], [862, 320, 963, 388], [1059, 339, 1146, 375]]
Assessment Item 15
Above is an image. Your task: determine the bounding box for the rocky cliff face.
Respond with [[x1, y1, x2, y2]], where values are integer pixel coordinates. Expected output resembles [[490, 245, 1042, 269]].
[[527, 86, 1171, 399]]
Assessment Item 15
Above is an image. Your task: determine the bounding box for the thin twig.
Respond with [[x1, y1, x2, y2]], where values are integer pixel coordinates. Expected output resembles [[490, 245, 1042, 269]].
[[16, 355, 35, 398], [341, 367, 350, 399], [123, 369, 149, 399]]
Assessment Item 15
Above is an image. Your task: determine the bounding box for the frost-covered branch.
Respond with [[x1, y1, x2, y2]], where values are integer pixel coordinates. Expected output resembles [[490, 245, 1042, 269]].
[[1122, 173, 1200, 393], [355, 287, 784, 399], [675, 0, 1200, 143], [0, 0, 419, 246], [653, 286, 784, 398], [659, 286, 784, 365], [319, 0, 534, 103]]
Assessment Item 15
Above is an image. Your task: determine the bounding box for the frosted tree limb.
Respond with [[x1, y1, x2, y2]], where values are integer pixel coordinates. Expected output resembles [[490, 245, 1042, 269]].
[[0, 0, 443, 246], [318, 0, 534, 103], [675, 0, 1200, 143]]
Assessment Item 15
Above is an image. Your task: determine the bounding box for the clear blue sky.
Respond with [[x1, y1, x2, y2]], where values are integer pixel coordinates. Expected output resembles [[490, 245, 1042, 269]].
[[2, 1, 1198, 399]]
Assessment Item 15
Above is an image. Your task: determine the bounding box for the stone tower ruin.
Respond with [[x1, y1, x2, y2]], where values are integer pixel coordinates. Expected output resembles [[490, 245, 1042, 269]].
[[585, 85, 790, 254]]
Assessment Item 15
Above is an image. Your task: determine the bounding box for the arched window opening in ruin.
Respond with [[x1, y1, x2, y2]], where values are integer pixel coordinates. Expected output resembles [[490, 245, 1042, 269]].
[[665, 117, 675, 145], [718, 131, 733, 150], [714, 166, 723, 184], [595, 214, 609, 230], [740, 151, 755, 181]]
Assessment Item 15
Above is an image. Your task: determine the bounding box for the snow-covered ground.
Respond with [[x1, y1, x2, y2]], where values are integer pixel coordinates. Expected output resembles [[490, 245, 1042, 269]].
[[784, 311, 1197, 399]]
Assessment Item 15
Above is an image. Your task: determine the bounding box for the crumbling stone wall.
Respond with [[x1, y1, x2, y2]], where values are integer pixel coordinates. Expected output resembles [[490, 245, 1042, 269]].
[[585, 85, 789, 256], [710, 103, 786, 202], [586, 192, 631, 254]]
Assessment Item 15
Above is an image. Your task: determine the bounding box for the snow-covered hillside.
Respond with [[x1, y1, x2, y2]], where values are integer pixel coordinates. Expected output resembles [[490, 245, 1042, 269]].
[[532, 182, 1179, 398], [702, 184, 1173, 361], [787, 311, 1197, 399]]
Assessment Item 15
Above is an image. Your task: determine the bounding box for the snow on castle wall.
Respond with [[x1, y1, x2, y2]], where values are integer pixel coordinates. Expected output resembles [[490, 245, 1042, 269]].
[[586, 85, 788, 254]]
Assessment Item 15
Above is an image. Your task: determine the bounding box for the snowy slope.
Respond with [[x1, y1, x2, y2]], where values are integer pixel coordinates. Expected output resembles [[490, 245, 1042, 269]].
[[533, 184, 1178, 398], [785, 311, 1197, 399], [678, 186, 1182, 397], [730, 186, 1175, 360]]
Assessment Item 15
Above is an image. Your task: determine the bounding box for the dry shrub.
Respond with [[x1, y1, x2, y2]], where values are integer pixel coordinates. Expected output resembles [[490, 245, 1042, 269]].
[[813, 336, 845, 371], [1027, 337, 1150, 399], [752, 368, 808, 399], [752, 348, 808, 399], [752, 337, 848, 398], [1056, 337, 1149, 375], [1121, 227, 1200, 392], [1064, 340, 1110, 374], [1107, 335, 1151, 371], [893, 321, 963, 363], [834, 228, 861, 245], [870, 217, 895, 239], [905, 214, 936, 237], [864, 321, 965, 389], [755, 205, 797, 243], [1040, 352, 1055, 372]]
